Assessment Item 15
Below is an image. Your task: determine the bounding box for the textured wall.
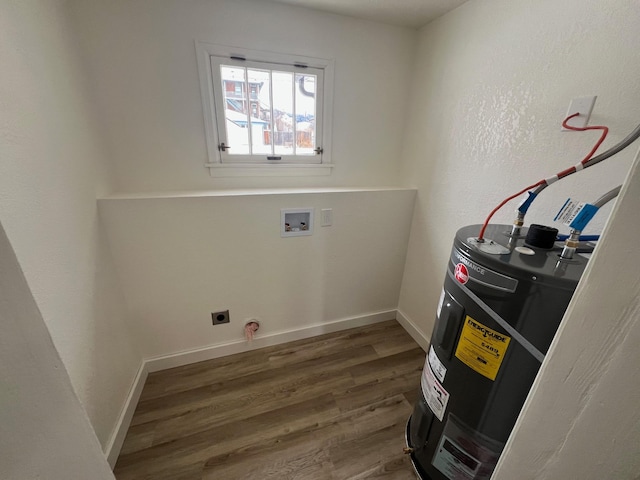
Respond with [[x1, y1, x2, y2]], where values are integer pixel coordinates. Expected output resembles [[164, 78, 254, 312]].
[[398, 0, 640, 337], [69, 0, 417, 192], [493, 145, 640, 479], [0, 0, 141, 447], [398, 0, 640, 476]]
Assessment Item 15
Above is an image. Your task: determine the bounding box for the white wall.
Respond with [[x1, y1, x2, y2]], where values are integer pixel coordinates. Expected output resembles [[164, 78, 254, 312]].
[[398, 0, 640, 336], [99, 189, 416, 358], [0, 222, 115, 480], [493, 146, 640, 479], [0, 0, 141, 448], [69, 0, 418, 193]]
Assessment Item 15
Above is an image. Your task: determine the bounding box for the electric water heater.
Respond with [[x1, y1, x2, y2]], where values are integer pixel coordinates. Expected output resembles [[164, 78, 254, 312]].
[[406, 223, 590, 480]]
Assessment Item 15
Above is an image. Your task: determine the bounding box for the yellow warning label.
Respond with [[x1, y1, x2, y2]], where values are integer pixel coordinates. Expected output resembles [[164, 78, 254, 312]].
[[455, 316, 511, 381]]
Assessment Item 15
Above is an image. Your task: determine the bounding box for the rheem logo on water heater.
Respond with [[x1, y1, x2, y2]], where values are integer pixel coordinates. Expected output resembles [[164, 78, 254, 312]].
[[454, 263, 469, 284]]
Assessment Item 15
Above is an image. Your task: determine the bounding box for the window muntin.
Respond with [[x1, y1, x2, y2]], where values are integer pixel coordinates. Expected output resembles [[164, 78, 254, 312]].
[[210, 56, 324, 164]]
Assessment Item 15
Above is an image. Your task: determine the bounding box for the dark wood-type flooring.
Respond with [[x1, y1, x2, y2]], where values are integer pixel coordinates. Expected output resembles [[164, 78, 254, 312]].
[[114, 320, 425, 479]]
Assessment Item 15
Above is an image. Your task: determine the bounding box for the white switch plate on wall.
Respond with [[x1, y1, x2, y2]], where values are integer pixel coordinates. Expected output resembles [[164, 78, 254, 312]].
[[321, 208, 332, 226], [562, 96, 597, 130]]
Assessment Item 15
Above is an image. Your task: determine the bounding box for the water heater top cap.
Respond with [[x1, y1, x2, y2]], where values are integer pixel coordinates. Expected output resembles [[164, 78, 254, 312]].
[[525, 224, 558, 249]]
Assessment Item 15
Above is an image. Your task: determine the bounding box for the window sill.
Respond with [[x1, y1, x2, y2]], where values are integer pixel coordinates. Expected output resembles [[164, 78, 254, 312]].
[[205, 163, 334, 178]]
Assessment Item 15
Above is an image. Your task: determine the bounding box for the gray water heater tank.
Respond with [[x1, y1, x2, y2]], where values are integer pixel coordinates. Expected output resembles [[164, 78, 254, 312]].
[[406, 224, 590, 480]]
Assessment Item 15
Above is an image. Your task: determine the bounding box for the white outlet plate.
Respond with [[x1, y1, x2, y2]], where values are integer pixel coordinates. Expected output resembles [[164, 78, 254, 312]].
[[562, 96, 597, 130]]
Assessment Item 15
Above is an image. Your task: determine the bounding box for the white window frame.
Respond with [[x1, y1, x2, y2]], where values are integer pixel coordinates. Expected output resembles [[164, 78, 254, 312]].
[[196, 42, 334, 177]]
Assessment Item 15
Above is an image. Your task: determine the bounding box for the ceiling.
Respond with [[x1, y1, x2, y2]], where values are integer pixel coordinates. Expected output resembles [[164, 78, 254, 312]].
[[268, 0, 469, 28]]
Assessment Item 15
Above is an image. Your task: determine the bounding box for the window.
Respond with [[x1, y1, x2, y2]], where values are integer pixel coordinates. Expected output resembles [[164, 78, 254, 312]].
[[196, 42, 334, 177], [212, 59, 322, 162]]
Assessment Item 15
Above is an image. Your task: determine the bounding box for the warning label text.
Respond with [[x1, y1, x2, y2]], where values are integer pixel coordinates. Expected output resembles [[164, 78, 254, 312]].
[[454, 316, 511, 381]]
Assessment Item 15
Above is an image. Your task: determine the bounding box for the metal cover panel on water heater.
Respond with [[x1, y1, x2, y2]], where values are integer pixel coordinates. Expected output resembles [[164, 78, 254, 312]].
[[406, 224, 589, 480]]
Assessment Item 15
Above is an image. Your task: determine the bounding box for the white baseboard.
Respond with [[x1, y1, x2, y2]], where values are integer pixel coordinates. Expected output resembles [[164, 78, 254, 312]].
[[395, 308, 430, 352], [105, 309, 396, 465], [105, 363, 148, 468], [145, 309, 396, 373]]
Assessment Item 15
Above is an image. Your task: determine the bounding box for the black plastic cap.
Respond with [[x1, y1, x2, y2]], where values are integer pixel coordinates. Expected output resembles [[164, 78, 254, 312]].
[[525, 224, 559, 249]]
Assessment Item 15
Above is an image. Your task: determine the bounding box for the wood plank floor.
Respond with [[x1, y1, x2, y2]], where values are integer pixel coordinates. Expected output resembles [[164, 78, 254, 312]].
[[114, 320, 425, 480]]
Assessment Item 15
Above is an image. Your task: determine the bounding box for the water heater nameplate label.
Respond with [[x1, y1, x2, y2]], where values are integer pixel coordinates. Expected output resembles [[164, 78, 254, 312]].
[[432, 435, 482, 479], [451, 249, 518, 292], [432, 414, 503, 480], [455, 316, 511, 381], [421, 359, 450, 421]]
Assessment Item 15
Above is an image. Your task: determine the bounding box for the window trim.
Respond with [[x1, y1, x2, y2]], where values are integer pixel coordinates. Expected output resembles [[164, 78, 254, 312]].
[[196, 41, 334, 177]]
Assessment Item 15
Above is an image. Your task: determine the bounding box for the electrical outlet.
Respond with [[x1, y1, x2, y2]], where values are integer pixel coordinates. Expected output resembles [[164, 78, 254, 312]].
[[212, 310, 230, 325]]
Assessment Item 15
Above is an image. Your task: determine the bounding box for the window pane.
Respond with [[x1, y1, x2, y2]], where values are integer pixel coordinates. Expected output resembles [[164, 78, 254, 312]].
[[220, 66, 249, 154], [295, 74, 316, 155], [247, 69, 272, 155], [272, 71, 294, 156]]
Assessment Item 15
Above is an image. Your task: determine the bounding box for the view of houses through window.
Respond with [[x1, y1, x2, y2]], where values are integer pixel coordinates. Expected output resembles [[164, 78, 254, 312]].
[[219, 65, 317, 157]]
